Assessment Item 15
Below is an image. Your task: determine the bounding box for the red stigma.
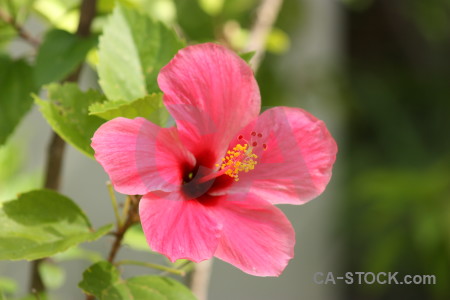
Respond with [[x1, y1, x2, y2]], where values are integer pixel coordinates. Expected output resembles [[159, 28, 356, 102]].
[[263, 144, 267, 150], [238, 135, 243, 140], [251, 132, 256, 136], [252, 142, 258, 147], [257, 133, 262, 138]]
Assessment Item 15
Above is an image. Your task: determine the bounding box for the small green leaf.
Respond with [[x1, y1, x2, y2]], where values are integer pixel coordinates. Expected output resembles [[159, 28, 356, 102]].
[[0, 0, 35, 28], [239, 51, 256, 63], [169, 259, 195, 274], [34, 83, 107, 158], [126, 276, 196, 300], [123, 224, 153, 252], [89, 94, 169, 126], [39, 261, 66, 290], [79, 261, 121, 297], [80, 261, 196, 300], [34, 29, 97, 86], [0, 56, 35, 146], [0, 189, 112, 261], [0, 277, 17, 295], [98, 5, 184, 101], [266, 28, 290, 54], [199, 0, 224, 16], [0, 140, 24, 183]]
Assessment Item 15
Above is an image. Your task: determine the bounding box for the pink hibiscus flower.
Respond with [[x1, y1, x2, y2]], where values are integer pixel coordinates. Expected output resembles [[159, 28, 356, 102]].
[[92, 43, 337, 276]]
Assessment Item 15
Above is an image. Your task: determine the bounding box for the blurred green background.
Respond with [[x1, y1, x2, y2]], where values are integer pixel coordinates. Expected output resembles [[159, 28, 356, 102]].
[[1, 0, 449, 299], [341, 0, 450, 299]]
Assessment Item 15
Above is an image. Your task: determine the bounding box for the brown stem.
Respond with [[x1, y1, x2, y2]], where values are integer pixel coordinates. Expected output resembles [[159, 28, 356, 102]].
[[29, 134, 68, 293], [76, 0, 97, 38], [107, 196, 140, 263], [44, 134, 66, 189], [0, 8, 40, 47], [83, 197, 139, 299], [84, 196, 139, 299], [29, 0, 98, 295]]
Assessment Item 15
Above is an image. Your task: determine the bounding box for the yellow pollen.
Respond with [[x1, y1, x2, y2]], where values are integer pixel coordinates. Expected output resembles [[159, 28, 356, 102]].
[[219, 143, 258, 181]]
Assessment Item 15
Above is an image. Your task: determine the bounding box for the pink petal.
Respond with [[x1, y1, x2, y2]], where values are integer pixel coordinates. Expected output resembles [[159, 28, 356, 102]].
[[212, 107, 337, 205], [92, 117, 195, 195], [139, 191, 222, 262], [210, 193, 295, 276], [158, 43, 260, 164]]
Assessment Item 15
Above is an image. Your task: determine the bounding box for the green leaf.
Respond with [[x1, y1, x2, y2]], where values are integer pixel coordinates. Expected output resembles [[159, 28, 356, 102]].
[[34, 83, 107, 158], [199, 0, 224, 16], [0, 277, 17, 295], [0, 189, 112, 261], [53, 245, 103, 263], [0, 22, 16, 50], [173, 0, 215, 42], [34, 29, 97, 86], [266, 28, 290, 54], [0, 139, 42, 203], [38, 261, 65, 290], [80, 261, 196, 300], [98, 5, 184, 101], [89, 93, 169, 126], [0, 0, 35, 25], [79, 261, 121, 297], [33, 0, 80, 32], [0, 56, 35, 146], [17, 293, 48, 300]]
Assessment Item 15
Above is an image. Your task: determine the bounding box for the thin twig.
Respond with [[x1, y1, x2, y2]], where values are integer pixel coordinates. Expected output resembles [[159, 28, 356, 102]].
[[245, 0, 284, 71], [0, 8, 40, 47], [116, 260, 186, 276], [29, 0, 98, 295], [107, 195, 141, 263], [162, 260, 193, 277], [107, 181, 123, 227], [122, 195, 131, 222]]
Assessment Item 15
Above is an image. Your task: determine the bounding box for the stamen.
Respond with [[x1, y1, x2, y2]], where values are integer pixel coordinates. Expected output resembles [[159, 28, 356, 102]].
[[218, 143, 258, 181], [198, 131, 266, 183]]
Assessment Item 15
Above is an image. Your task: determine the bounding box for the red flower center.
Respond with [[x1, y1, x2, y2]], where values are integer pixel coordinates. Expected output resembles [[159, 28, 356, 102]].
[[180, 132, 267, 200]]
